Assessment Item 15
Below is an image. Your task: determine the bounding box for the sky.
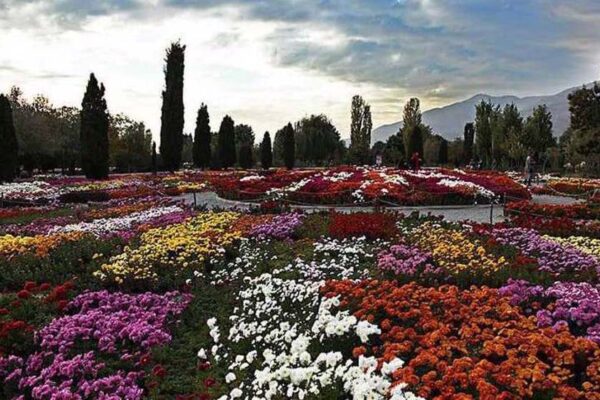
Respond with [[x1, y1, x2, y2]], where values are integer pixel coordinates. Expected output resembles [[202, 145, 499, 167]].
[[0, 0, 599, 142]]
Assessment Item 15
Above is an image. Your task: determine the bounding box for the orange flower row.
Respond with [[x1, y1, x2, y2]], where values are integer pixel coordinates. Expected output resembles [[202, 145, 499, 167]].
[[322, 280, 600, 400]]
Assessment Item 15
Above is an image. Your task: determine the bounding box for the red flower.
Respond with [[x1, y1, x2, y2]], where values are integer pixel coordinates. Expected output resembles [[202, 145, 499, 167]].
[[23, 281, 37, 291], [17, 290, 30, 299], [56, 300, 68, 311], [152, 365, 167, 378], [197, 361, 211, 371], [0, 308, 9, 315], [203, 377, 216, 388], [39, 283, 51, 291]]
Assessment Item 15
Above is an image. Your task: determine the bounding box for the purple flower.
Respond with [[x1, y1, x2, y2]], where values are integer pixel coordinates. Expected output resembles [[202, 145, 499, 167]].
[[249, 213, 304, 240], [0, 290, 192, 399], [377, 242, 440, 277]]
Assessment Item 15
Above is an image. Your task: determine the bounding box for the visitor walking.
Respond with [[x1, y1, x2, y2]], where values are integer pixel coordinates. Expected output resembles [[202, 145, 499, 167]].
[[524, 153, 535, 186]]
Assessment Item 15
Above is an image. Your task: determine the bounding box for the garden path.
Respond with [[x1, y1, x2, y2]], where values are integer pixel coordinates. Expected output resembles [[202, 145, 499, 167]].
[[177, 192, 583, 224]]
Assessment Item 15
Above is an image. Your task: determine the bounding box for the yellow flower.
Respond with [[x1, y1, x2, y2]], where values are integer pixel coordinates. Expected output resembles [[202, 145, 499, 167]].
[[96, 211, 242, 284]]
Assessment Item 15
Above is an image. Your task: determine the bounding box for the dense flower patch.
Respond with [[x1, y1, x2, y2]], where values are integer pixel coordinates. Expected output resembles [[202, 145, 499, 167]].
[[505, 200, 600, 220], [211, 167, 529, 206], [1, 172, 599, 399], [532, 177, 600, 196], [322, 280, 600, 400], [0, 290, 191, 399]]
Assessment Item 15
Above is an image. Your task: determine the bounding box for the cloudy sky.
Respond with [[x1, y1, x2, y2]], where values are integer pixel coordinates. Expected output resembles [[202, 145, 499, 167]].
[[1, 0, 599, 141]]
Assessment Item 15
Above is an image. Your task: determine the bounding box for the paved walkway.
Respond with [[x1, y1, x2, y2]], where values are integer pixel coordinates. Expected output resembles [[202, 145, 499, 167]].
[[175, 192, 583, 224]]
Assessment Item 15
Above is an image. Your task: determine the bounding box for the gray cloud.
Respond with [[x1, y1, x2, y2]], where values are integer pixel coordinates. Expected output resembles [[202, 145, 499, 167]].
[[2, 0, 599, 108]]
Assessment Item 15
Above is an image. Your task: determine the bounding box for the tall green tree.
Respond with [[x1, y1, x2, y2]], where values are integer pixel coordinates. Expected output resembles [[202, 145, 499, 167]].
[[192, 104, 211, 169], [295, 114, 342, 166], [438, 137, 448, 165], [384, 134, 404, 166], [474, 100, 496, 167], [463, 122, 474, 164], [562, 82, 600, 174], [523, 105, 554, 152], [348, 95, 371, 164], [238, 143, 253, 169], [217, 115, 236, 168], [109, 114, 152, 172], [159, 41, 185, 171], [260, 131, 273, 170], [401, 98, 425, 160], [568, 82, 600, 131], [80, 73, 109, 179], [282, 122, 295, 169], [0, 94, 18, 182]]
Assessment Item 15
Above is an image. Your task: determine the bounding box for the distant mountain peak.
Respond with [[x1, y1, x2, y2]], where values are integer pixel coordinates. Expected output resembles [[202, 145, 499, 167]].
[[371, 83, 587, 144]]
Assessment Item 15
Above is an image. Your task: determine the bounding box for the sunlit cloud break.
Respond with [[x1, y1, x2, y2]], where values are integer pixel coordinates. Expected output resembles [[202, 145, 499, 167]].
[[0, 0, 598, 141]]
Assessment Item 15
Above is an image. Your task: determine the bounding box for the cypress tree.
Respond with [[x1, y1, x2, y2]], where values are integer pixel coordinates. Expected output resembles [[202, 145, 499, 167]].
[[80, 73, 109, 179], [217, 115, 236, 168], [0, 94, 18, 182], [463, 122, 475, 163], [260, 131, 273, 170], [192, 103, 211, 169], [159, 41, 185, 171], [282, 122, 295, 169]]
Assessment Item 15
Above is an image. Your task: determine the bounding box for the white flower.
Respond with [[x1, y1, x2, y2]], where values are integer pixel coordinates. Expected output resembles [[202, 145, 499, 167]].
[[197, 348, 207, 359], [225, 372, 237, 383], [355, 320, 381, 343]]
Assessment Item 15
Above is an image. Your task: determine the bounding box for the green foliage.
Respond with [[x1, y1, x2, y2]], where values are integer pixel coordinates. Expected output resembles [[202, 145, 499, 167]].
[[463, 122, 474, 164], [192, 104, 211, 169], [383, 134, 404, 166], [80, 73, 109, 179], [295, 114, 342, 166], [523, 105, 554, 154], [234, 124, 255, 169], [0, 236, 122, 291], [159, 41, 186, 172], [260, 131, 272, 169], [474, 100, 497, 167], [348, 95, 371, 165], [282, 122, 295, 169], [562, 83, 600, 174], [405, 124, 424, 162], [0, 94, 18, 182], [238, 143, 254, 169], [438, 137, 448, 165], [8, 87, 80, 174], [217, 115, 236, 168], [400, 98, 427, 161], [109, 114, 152, 172]]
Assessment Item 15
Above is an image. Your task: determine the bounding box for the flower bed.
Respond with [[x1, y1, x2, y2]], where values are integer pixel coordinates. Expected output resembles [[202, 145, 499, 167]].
[[1, 176, 600, 399], [211, 167, 530, 206]]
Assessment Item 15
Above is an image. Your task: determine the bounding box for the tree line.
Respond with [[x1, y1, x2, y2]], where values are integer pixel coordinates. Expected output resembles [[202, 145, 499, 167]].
[[1, 38, 599, 182]]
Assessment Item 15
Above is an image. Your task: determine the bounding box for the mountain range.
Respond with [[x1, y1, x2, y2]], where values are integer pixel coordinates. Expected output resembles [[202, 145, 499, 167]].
[[371, 84, 587, 144]]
